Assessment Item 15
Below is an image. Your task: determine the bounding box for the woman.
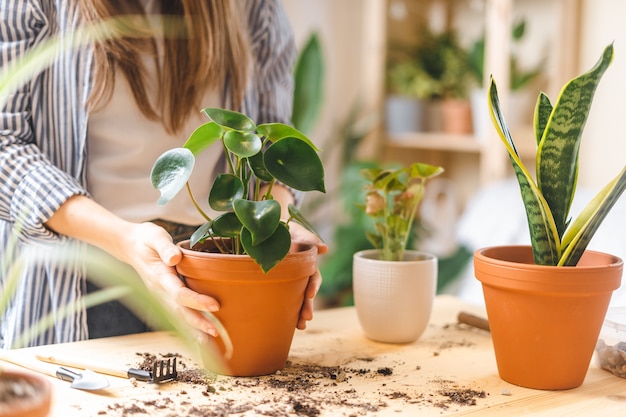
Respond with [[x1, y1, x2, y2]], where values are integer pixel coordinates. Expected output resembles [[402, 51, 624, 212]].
[[0, 0, 326, 349]]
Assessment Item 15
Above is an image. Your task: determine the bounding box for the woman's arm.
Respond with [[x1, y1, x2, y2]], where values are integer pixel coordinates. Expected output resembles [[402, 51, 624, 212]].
[[44, 195, 222, 337]]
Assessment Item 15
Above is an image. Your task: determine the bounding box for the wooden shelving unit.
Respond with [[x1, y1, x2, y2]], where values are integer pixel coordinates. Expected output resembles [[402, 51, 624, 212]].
[[380, 0, 580, 209]]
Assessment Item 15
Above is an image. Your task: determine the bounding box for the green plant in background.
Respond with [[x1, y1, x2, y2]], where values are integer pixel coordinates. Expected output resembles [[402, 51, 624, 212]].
[[151, 109, 326, 273], [469, 19, 545, 90], [360, 162, 443, 261], [489, 43, 626, 266], [292, 33, 324, 135], [385, 27, 474, 101]]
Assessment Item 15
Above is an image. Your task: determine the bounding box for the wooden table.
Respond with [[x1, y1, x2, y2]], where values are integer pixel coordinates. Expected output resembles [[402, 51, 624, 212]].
[[2, 295, 625, 416]]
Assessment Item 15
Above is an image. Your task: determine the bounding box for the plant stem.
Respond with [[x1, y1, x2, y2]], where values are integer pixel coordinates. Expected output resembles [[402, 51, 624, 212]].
[[185, 182, 211, 222]]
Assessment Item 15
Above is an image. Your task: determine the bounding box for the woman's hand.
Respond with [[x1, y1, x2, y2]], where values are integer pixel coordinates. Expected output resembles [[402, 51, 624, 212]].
[[45, 195, 222, 339], [288, 222, 328, 330], [122, 222, 222, 338]]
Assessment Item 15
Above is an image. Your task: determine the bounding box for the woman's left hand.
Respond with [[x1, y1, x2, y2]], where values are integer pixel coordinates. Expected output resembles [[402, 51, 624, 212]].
[[288, 222, 328, 330]]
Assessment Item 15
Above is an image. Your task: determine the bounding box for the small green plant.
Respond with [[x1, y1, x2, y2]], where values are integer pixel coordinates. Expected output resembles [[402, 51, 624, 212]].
[[489, 43, 626, 266], [151, 109, 326, 272], [359, 162, 443, 261]]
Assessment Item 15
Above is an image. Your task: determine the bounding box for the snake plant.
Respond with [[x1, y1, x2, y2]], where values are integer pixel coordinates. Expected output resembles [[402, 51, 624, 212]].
[[489, 43, 626, 266]]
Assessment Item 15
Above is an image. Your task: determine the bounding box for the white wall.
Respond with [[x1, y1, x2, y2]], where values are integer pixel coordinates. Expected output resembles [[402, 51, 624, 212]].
[[579, 0, 626, 190]]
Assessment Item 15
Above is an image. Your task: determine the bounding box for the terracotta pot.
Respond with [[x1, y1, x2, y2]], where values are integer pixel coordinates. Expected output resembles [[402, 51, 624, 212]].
[[353, 249, 437, 343], [474, 245, 623, 390], [440, 98, 473, 134], [0, 370, 52, 417], [175, 241, 317, 376]]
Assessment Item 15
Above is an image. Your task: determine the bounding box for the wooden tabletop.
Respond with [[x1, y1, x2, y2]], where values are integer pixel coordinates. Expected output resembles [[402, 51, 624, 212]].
[[2, 295, 625, 416]]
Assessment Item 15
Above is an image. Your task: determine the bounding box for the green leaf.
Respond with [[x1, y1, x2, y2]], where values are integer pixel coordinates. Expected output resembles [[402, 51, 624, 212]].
[[241, 222, 291, 273], [190, 222, 212, 248], [256, 123, 319, 150], [288, 204, 323, 240], [150, 148, 194, 205], [264, 137, 326, 193], [233, 199, 281, 246], [533, 93, 552, 146], [537, 43, 613, 240], [212, 212, 243, 238], [183, 122, 223, 156], [247, 152, 273, 182], [223, 130, 262, 158], [489, 78, 560, 265], [292, 33, 324, 134], [408, 162, 444, 179], [202, 108, 256, 131], [209, 174, 244, 211], [559, 166, 626, 266]]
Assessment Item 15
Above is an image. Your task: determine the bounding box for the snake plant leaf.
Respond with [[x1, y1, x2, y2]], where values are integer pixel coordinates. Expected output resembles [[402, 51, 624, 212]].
[[209, 174, 244, 211], [559, 166, 626, 266], [241, 222, 291, 273], [202, 108, 256, 132], [211, 212, 243, 238], [264, 137, 326, 193], [223, 130, 262, 158], [534, 93, 553, 146], [247, 152, 273, 182], [190, 221, 213, 248], [151, 147, 195, 205], [257, 123, 320, 150], [489, 79, 560, 265], [182, 122, 223, 156], [288, 204, 323, 240], [536, 44, 613, 240], [233, 199, 281, 246]]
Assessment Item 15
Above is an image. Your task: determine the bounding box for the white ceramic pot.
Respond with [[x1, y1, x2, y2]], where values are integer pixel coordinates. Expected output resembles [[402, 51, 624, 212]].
[[353, 249, 437, 343]]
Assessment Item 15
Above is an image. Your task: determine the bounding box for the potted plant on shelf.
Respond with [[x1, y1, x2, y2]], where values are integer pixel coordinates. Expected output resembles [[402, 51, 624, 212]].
[[474, 43, 626, 390], [417, 28, 474, 134], [384, 59, 438, 134], [150, 108, 325, 376], [352, 162, 443, 343]]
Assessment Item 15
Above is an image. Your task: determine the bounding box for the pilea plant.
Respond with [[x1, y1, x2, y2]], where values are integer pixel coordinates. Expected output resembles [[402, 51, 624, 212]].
[[489, 43, 626, 266], [150, 108, 326, 273], [360, 162, 443, 262]]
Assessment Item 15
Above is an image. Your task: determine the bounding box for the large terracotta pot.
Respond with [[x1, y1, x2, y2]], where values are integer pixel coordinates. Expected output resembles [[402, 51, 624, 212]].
[[353, 249, 437, 343], [175, 240, 317, 376], [0, 370, 52, 417], [474, 245, 623, 390]]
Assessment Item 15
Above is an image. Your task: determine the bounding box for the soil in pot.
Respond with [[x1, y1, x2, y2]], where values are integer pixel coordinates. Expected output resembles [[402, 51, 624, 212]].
[[176, 240, 318, 377], [0, 370, 52, 417], [474, 245, 623, 390]]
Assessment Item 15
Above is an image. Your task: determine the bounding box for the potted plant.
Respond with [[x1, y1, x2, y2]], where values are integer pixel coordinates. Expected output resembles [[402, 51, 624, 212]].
[[352, 162, 443, 343], [0, 369, 51, 417], [384, 59, 438, 134], [150, 108, 325, 376], [416, 28, 474, 134], [474, 43, 626, 390]]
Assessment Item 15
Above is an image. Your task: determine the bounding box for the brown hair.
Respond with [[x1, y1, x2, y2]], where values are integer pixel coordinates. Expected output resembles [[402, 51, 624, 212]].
[[79, 0, 250, 134]]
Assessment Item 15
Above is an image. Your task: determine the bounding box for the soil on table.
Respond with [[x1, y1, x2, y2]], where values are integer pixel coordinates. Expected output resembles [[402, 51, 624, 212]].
[[97, 321, 490, 417]]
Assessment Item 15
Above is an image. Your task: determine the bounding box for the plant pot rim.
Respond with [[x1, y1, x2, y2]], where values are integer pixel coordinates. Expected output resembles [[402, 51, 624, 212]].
[[475, 245, 623, 271], [474, 245, 623, 293], [0, 369, 52, 417], [176, 240, 318, 281], [354, 249, 436, 264]]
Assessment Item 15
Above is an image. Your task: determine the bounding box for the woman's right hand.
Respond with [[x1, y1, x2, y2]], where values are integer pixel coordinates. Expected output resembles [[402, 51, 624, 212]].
[[122, 221, 222, 339], [46, 195, 222, 340]]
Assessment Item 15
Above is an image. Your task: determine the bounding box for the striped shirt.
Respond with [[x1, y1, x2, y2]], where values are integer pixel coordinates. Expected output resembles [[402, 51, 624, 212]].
[[0, 0, 296, 349]]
